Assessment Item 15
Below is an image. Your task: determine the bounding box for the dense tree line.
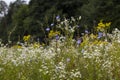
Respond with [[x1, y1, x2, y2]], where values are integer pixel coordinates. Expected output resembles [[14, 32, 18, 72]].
[[0, 0, 120, 43]]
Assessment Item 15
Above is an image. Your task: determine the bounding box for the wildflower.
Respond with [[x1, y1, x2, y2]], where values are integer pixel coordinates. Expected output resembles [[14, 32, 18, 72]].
[[77, 39, 82, 45], [98, 20, 105, 28], [105, 22, 111, 27], [85, 30, 89, 34], [56, 15, 60, 20], [33, 42, 40, 48], [48, 30, 60, 38], [48, 30, 54, 38], [102, 41, 109, 45], [12, 45, 22, 48], [50, 23, 54, 26], [56, 15, 60, 21], [98, 32, 103, 39], [55, 35, 59, 40], [97, 20, 111, 31], [71, 17, 75, 22], [78, 16, 82, 20], [17, 45, 22, 48], [97, 41, 102, 45], [90, 33, 97, 39], [103, 33, 106, 37], [92, 40, 98, 45], [23, 35, 31, 42], [46, 27, 50, 31]]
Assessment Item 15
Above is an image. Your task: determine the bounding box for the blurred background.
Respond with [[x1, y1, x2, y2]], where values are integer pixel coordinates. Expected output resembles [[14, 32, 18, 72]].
[[0, 0, 120, 43]]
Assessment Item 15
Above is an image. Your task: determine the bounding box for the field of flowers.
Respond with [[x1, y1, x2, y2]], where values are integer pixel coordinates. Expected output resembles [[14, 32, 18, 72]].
[[0, 16, 120, 80]]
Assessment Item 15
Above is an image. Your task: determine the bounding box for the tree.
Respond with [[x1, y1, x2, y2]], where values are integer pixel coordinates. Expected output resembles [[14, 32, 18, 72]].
[[8, 3, 29, 42], [0, 0, 8, 16], [0, 0, 28, 42], [0, 0, 8, 42], [0, 0, 120, 43]]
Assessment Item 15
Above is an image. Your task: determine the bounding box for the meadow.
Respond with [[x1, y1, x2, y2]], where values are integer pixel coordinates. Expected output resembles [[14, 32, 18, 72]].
[[0, 16, 120, 80]]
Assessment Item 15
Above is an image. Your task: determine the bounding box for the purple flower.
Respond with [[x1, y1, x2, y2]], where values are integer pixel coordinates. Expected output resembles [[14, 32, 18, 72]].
[[55, 35, 59, 40], [85, 30, 89, 34], [77, 39, 82, 44], [50, 23, 54, 26], [56, 15, 60, 20], [98, 32, 103, 39], [46, 27, 50, 31]]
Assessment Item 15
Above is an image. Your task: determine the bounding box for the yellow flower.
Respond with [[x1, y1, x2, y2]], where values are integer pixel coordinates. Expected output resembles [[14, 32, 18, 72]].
[[33, 42, 40, 48], [92, 41, 109, 45], [23, 35, 31, 42], [48, 30, 60, 38], [97, 20, 105, 30], [98, 22, 105, 28], [102, 41, 109, 45], [17, 45, 22, 48], [90, 33, 97, 39], [97, 41, 102, 45], [12, 45, 22, 49], [105, 22, 111, 27], [92, 40, 99, 45], [96, 20, 111, 31]]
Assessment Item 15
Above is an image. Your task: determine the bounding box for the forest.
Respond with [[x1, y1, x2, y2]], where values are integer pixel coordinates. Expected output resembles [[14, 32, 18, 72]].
[[0, 0, 120, 43]]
